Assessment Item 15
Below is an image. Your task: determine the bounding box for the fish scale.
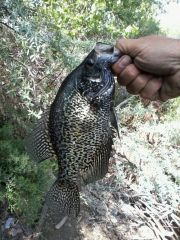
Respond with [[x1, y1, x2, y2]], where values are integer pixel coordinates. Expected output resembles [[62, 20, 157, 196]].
[[49, 81, 113, 179], [25, 42, 121, 238]]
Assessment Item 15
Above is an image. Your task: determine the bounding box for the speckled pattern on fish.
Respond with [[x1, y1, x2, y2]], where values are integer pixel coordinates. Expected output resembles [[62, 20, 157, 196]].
[[25, 43, 121, 236]]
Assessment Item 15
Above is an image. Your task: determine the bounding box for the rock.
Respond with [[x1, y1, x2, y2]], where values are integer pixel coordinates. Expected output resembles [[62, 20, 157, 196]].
[[5, 217, 14, 229]]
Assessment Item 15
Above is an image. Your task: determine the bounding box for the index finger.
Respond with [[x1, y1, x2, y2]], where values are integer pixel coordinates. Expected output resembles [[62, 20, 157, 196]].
[[116, 38, 141, 57]]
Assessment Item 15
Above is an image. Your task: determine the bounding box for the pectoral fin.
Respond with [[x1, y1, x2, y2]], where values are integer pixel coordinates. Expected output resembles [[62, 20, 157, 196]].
[[110, 108, 120, 138]]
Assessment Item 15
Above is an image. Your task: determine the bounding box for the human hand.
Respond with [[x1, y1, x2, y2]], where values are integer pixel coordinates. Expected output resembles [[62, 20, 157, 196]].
[[112, 36, 180, 101]]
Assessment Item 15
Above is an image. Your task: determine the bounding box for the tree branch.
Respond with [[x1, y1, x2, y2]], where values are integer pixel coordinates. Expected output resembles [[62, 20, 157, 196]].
[[0, 21, 18, 33]]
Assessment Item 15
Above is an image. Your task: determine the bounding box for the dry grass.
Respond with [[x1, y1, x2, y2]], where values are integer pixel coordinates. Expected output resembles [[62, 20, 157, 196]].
[[79, 98, 180, 240]]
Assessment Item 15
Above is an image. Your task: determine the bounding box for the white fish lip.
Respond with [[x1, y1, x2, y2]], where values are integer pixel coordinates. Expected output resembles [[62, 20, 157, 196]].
[[87, 77, 101, 83]]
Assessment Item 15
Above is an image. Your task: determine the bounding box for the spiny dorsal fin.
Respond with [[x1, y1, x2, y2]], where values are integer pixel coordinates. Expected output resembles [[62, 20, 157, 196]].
[[24, 110, 56, 163]]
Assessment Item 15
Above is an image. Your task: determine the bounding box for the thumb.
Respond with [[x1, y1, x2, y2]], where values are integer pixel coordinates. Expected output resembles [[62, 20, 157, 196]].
[[115, 38, 141, 57]]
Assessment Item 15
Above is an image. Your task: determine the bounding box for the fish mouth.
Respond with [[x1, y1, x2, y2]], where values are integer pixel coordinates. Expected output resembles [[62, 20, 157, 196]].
[[83, 43, 121, 102], [90, 44, 120, 100], [95, 43, 121, 64], [111, 46, 121, 63]]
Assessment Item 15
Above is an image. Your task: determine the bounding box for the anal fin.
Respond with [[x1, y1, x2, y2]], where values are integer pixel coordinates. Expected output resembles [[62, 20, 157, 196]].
[[81, 141, 112, 185]]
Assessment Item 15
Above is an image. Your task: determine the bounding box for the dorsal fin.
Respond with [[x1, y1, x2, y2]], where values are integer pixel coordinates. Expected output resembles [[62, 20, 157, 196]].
[[24, 110, 56, 163]]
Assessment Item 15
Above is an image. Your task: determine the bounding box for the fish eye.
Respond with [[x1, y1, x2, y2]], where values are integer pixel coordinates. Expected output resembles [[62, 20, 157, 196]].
[[86, 59, 94, 68]]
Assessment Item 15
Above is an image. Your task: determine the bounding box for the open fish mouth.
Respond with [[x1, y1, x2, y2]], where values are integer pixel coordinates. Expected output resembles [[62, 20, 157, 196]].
[[91, 44, 120, 99], [81, 43, 122, 102], [95, 43, 121, 64]]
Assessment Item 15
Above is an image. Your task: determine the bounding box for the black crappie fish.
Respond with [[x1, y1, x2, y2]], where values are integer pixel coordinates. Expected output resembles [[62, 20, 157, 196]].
[[25, 43, 121, 233]]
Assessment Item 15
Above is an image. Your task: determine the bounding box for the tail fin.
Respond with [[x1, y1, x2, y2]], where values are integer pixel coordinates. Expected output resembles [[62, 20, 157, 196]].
[[38, 179, 80, 240]]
